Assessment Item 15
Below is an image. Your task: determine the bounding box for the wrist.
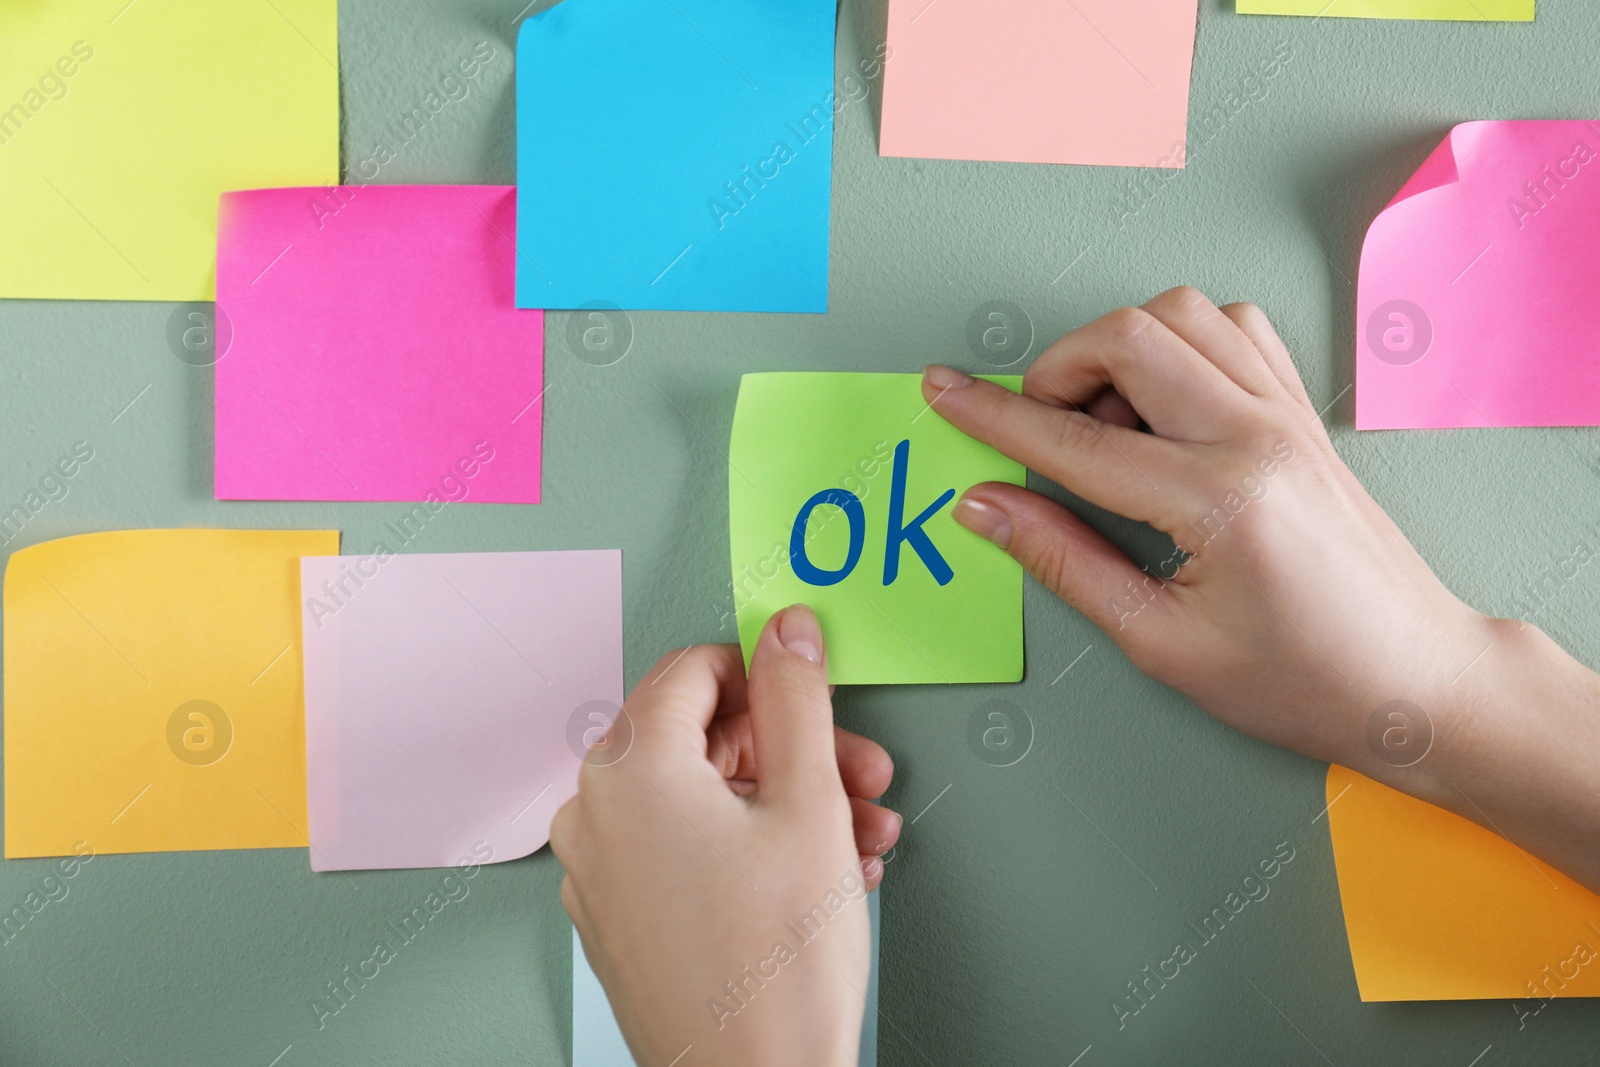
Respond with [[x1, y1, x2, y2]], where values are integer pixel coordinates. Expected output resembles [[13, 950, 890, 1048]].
[[1324, 603, 1497, 795], [1416, 618, 1588, 799], [1360, 615, 1600, 890]]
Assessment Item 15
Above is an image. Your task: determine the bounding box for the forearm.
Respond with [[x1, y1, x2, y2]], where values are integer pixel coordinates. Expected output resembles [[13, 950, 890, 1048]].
[[1359, 617, 1600, 894]]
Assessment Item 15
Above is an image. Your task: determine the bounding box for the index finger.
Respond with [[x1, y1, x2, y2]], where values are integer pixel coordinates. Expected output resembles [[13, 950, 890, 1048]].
[[923, 366, 1193, 526], [626, 644, 749, 763]]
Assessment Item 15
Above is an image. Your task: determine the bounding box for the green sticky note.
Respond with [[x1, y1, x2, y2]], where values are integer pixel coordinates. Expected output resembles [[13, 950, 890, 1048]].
[[729, 373, 1025, 685], [1237, 0, 1533, 19]]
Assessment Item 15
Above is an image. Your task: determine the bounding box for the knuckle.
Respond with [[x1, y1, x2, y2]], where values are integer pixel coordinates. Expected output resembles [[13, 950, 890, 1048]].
[[1163, 285, 1212, 312], [705, 716, 746, 779], [1049, 409, 1101, 456], [1152, 283, 1209, 316], [683, 643, 731, 672], [1020, 357, 1064, 399], [1099, 305, 1156, 346], [548, 800, 579, 862], [649, 643, 726, 689], [653, 646, 697, 675], [1222, 301, 1268, 332], [1023, 529, 1076, 600], [765, 668, 832, 718]]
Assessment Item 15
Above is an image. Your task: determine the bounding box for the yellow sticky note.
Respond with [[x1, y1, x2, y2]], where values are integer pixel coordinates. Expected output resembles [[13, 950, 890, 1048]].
[[1326, 765, 1600, 1001], [1238, 0, 1533, 19], [0, 1, 338, 301], [5, 529, 339, 858]]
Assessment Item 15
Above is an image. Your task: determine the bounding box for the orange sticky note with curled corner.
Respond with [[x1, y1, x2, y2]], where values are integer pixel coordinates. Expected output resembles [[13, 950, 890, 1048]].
[[1326, 764, 1600, 1001]]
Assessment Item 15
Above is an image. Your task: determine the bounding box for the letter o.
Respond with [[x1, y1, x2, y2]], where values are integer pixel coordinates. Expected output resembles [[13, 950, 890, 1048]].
[[790, 489, 865, 586]]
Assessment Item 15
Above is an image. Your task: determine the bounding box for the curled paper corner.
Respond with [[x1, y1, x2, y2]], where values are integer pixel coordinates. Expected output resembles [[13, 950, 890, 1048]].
[[1355, 119, 1600, 430], [1383, 125, 1465, 209], [1324, 763, 1600, 1002]]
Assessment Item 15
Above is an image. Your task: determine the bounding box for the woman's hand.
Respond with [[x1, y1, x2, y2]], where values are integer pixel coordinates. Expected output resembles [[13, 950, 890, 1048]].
[[927, 286, 1600, 891], [552, 607, 899, 1067]]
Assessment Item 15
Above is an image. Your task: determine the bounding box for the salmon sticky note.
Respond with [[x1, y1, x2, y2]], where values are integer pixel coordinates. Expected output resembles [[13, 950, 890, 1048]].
[[1326, 765, 1600, 1001], [1357, 121, 1600, 429], [729, 373, 1025, 685], [216, 186, 544, 503], [4, 529, 338, 858], [0, 2, 338, 301], [515, 0, 835, 312], [301, 551, 623, 872], [881, 0, 1199, 168], [1239, 0, 1533, 19]]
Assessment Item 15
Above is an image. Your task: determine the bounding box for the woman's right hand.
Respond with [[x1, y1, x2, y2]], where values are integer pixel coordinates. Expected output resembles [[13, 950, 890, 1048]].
[[926, 286, 1600, 893]]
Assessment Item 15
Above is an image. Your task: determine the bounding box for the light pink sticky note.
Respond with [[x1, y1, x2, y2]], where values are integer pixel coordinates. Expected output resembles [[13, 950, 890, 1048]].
[[216, 186, 543, 502], [879, 0, 1199, 168], [300, 550, 623, 872], [1357, 121, 1600, 429]]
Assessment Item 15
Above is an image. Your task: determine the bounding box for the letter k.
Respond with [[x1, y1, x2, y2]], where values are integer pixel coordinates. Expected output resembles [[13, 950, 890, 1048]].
[[883, 439, 955, 586]]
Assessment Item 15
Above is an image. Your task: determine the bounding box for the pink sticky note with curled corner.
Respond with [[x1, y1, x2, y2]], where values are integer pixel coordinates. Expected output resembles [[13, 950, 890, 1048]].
[[880, 0, 1200, 168], [216, 185, 544, 502], [300, 550, 623, 872], [1357, 121, 1600, 429]]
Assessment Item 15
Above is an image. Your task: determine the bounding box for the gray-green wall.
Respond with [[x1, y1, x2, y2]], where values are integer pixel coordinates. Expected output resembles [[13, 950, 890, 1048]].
[[1, 1, 1594, 1063]]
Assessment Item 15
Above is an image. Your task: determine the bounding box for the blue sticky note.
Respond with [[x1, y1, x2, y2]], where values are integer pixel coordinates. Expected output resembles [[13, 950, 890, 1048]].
[[573, 890, 881, 1065], [515, 0, 836, 313]]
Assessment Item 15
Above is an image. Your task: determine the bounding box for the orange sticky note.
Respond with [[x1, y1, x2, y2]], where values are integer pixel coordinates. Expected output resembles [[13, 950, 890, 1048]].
[[4, 529, 338, 859], [1326, 765, 1600, 1001], [880, 0, 1200, 168]]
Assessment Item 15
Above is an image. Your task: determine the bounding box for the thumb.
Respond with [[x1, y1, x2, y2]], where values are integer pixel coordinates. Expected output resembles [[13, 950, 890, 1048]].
[[745, 605, 843, 806], [953, 481, 1159, 636]]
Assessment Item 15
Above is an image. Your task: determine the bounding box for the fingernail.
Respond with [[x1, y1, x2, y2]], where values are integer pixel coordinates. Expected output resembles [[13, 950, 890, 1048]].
[[777, 605, 823, 664], [954, 497, 1012, 549], [924, 364, 975, 391]]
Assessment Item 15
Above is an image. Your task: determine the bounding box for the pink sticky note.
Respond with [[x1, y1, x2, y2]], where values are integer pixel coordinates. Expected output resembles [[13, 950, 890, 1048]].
[[216, 186, 544, 502], [879, 0, 1199, 168], [1357, 121, 1600, 429], [300, 550, 623, 872]]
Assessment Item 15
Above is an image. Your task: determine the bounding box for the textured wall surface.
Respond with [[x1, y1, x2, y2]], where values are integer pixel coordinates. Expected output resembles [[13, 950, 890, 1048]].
[[2, 1, 1596, 1064]]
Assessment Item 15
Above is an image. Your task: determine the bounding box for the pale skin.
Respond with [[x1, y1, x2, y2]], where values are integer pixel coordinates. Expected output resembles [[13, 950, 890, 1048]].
[[552, 608, 898, 1067], [553, 287, 1600, 1066]]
